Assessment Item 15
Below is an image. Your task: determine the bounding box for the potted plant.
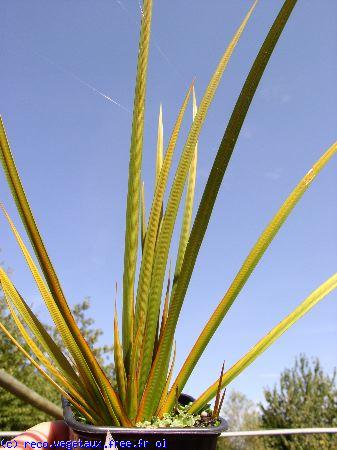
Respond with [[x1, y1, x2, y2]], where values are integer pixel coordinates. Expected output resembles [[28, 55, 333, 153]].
[[0, 0, 336, 449]]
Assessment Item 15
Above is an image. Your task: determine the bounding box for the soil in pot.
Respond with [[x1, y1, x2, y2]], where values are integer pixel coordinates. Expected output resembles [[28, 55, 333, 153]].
[[62, 394, 228, 450]]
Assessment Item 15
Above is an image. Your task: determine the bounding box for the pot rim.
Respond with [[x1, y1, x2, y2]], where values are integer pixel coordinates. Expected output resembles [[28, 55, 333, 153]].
[[62, 397, 228, 436]]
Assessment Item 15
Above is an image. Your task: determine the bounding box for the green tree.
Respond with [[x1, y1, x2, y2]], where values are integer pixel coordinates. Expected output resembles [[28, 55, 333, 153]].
[[0, 274, 115, 431], [217, 390, 263, 450], [260, 355, 337, 449]]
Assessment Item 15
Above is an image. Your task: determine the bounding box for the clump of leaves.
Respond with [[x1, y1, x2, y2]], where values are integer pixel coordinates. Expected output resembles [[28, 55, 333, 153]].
[[0, 0, 336, 428]]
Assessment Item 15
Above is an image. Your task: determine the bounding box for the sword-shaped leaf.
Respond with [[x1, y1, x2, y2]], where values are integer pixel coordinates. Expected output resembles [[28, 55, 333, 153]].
[[0, 268, 80, 386], [0, 121, 129, 425], [137, 1, 258, 420], [0, 320, 99, 424], [134, 83, 194, 394], [126, 375, 138, 423], [141, 182, 147, 251], [122, 0, 153, 363], [156, 104, 164, 185], [126, 321, 143, 420], [0, 205, 108, 404], [156, 342, 176, 416], [159, 263, 171, 343], [155, 105, 164, 249], [173, 87, 198, 286], [188, 272, 337, 413], [0, 205, 130, 425], [1, 287, 104, 422], [134, 84, 193, 330], [114, 297, 127, 406], [162, 140, 337, 412]]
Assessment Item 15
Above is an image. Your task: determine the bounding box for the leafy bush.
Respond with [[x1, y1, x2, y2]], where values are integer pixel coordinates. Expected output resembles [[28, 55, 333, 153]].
[[261, 355, 337, 449]]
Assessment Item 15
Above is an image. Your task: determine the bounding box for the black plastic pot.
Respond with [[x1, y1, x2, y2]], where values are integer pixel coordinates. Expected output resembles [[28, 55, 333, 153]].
[[62, 394, 228, 450]]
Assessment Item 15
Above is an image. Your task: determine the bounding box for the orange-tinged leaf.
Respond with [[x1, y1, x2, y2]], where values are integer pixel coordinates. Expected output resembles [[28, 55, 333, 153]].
[[188, 272, 337, 413], [114, 297, 127, 405], [0, 320, 99, 424]]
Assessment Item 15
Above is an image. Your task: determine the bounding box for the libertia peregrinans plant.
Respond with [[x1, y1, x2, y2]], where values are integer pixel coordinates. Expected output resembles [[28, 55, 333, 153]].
[[0, 0, 336, 427]]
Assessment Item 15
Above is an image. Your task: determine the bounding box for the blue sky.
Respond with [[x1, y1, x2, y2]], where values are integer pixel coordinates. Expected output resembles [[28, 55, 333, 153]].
[[1, 0, 336, 406]]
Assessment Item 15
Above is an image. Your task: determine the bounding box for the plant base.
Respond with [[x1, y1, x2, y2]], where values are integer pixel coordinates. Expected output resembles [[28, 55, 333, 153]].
[[62, 396, 228, 450]]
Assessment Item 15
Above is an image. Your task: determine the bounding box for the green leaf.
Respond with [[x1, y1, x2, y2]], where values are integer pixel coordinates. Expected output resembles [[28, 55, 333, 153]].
[[127, 324, 143, 422], [134, 83, 194, 393], [0, 205, 129, 425], [163, 140, 337, 412], [137, 0, 258, 420], [173, 87, 198, 286], [0, 119, 129, 425], [158, 263, 171, 343], [0, 270, 108, 420], [0, 320, 100, 425], [141, 182, 147, 251], [156, 342, 176, 416], [1, 283, 104, 422], [143, 0, 298, 419], [114, 298, 127, 406], [0, 268, 79, 386], [156, 104, 164, 185], [126, 375, 138, 423], [122, 0, 153, 365], [0, 206, 101, 397], [188, 272, 337, 413]]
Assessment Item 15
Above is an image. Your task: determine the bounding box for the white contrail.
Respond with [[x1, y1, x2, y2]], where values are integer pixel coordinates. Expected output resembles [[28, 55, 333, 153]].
[[59, 68, 129, 111], [6, 34, 130, 112], [40, 54, 130, 112]]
